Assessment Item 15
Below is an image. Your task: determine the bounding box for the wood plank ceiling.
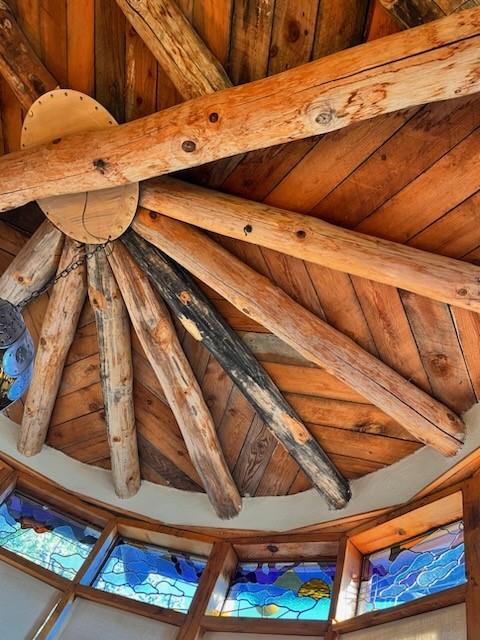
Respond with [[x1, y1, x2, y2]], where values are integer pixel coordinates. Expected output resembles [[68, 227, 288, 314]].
[[1, 0, 479, 499]]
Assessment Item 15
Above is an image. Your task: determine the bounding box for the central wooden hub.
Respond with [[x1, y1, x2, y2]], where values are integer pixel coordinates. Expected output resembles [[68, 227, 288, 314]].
[[20, 90, 139, 244]]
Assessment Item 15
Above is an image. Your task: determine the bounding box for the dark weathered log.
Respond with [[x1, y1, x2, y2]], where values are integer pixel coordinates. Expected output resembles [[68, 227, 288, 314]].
[[87, 247, 141, 498], [18, 239, 87, 456], [108, 241, 241, 519], [0, 0, 57, 110], [114, 0, 231, 99], [122, 229, 351, 510], [379, 0, 480, 29], [132, 212, 465, 457], [1, 8, 480, 211]]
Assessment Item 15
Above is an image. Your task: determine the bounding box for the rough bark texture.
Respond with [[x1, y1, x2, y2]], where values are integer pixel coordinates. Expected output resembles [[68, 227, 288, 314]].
[[87, 247, 141, 498], [132, 212, 465, 457], [122, 229, 352, 510], [1, 9, 480, 211], [108, 241, 242, 519]]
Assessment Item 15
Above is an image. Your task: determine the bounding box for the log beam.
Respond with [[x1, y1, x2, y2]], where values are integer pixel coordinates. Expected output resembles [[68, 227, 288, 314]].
[[0, 0, 57, 110], [132, 212, 465, 457], [114, 0, 231, 99], [379, 0, 480, 29], [108, 241, 241, 519], [87, 247, 140, 498], [122, 228, 351, 510], [18, 239, 87, 456], [0, 221, 64, 306], [1, 9, 480, 210], [141, 177, 480, 314]]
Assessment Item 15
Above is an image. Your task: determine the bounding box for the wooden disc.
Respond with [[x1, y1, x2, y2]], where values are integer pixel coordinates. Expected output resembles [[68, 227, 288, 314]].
[[21, 90, 139, 244]]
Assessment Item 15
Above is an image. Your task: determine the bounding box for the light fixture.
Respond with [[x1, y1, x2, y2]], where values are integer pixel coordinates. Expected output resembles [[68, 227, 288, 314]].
[[0, 299, 34, 412]]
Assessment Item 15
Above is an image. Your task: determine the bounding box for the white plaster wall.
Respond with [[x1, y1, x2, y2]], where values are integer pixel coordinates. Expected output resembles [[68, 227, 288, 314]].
[[0, 560, 60, 640], [59, 600, 178, 640], [340, 604, 466, 640], [0, 403, 479, 531]]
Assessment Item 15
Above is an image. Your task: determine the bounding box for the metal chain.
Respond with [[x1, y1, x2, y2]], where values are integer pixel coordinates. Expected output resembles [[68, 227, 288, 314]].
[[17, 240, 112, 310]]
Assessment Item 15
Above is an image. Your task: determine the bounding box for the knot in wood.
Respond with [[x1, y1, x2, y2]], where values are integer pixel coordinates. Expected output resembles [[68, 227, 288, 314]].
[[315, 109, 334, 125], [182, 140, 196, 153]]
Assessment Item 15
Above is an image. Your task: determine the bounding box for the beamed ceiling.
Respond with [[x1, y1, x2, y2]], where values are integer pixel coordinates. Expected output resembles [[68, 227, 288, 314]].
[[1, 0, 480, 518]]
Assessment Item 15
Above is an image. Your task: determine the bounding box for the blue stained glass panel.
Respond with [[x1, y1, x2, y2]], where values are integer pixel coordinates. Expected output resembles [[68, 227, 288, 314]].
[[93, 539, 207, 613], [220, 561, 336, 620], [0, 492, 100, 580], [357, 520, 466, 615]]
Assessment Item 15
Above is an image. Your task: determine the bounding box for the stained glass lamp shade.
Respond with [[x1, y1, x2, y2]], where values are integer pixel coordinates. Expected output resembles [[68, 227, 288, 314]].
[[220, 561, 336, 620], [0, 491, 100, 579], [93, 538, 207, 613], [357, 520, 466, 615], [0, 299, 34, 412]]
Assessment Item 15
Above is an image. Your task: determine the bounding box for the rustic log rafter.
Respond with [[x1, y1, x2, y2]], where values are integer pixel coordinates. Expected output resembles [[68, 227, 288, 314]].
[[122, 229, 352, 510], [1, 8, 480, 211], [379, 0, 480, 29], [141, 177, 480, 314]]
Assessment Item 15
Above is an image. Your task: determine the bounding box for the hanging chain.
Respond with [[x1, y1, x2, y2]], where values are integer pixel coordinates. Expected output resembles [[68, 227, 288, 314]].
[[17, 240, 112, 310]]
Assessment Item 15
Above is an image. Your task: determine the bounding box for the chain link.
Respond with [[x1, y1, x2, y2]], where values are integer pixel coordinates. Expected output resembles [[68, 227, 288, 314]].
[[17, 240, 112, 310]]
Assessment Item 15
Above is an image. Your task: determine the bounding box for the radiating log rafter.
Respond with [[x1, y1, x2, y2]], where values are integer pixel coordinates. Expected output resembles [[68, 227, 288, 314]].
[[18, 239, 87, 456], [87, 248, 141, 499], [132, 211, 466, 457], [1, 8, 480, 211], [141, 177, 480, 314], [107, 241, 242, 519], [122, 229, 352, 510]]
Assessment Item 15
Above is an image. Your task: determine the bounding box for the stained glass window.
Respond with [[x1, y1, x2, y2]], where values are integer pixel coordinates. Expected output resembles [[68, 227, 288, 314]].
[[357, 520, 466, 615], [220, 561, 336, 620], [0, 491, 100, 580], [92, 538, 207, 613]]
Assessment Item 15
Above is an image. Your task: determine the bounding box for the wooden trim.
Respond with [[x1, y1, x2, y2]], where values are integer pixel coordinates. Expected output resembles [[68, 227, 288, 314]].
[[2, 8, 480, 211], [462, 475, 480, 639], [33, 589, 75, 640], [74, 584, 186, 626], [0, 545, 69, 590], [333, 584, 466, 633], [74, 519, 118, 586], [333, 539, 363, 622], [116, 519, 213, 557], [201, 616, 329, 636]]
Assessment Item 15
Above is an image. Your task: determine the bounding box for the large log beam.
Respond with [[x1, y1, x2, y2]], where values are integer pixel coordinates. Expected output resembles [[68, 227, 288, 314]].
[[87, 248, 141, 498], [0, 221, 64, 306], [108, 241, 242, 519], [17, 239, 87, 456], [379, 0, 480, 29], [1, 8, 480, 211], [115, 0, 231, 99], [122, 229, 351, 510], [0, 0, 57, 110], [132, 212, 466, 457], [141, 177, 480, 314]]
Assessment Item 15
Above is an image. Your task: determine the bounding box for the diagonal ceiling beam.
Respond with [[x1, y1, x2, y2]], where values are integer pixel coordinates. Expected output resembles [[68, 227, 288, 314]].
[[141, 177, 480, 314], [18, 239, 87, 456], [379, 0, 480, 29], [0, 0, 57, 110], [132, 211, 466, 458], [108, 241, 242, 519], [122, 228, 351, 510], [114, 0, 231, 99], [1, 8, 480, 211], [87, 248, 141, 499]]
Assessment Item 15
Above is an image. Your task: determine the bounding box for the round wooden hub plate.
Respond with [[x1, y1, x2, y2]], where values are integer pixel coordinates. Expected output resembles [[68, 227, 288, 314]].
[[21, 89, 139, 244]]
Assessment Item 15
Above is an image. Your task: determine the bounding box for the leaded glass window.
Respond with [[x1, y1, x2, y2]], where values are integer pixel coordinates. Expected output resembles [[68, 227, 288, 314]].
[[220, 561, 336, 620], [0, 491, 100, 580], [92, 538, 207, 613], [357, 520, 466, 615]]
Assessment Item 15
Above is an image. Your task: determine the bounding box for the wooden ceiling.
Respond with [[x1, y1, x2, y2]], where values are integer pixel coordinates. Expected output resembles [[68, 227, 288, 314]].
[[1, 0, 480, 504]]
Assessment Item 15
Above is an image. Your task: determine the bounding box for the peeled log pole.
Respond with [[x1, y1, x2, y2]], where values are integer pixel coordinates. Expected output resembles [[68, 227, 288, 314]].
[[115, 0, 231, 99], [1, 9, 480, 211], [108, 242, 241, 519], [133, 213, 465, 457], [87, 248, 140, 498], [0, 221, 64, 306], [0, 0, 57, 110], [141, 177, 480, 314], [18, 239, 87, 456], [122, 230, 351, 510]]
